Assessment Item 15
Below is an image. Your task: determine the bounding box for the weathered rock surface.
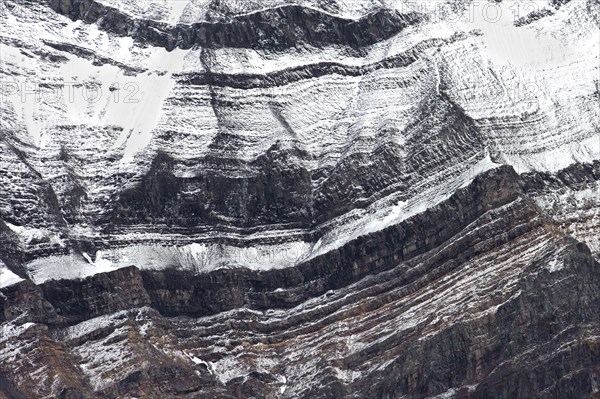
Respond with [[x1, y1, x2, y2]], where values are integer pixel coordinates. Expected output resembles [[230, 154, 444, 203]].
[[2, 167, 600, 398], [1, 0, 599, 397]]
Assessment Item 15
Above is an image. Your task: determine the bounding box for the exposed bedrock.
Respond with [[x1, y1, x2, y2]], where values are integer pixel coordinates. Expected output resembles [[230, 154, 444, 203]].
[[4, 165, 521, 323], [1, 0, 599, 397], [50, 0, 423, 50], [2, 166, 600, 398], [104, 94, 480, 229]]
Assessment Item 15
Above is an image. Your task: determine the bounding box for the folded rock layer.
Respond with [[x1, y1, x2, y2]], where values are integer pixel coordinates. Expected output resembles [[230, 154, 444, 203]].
[[0, 0, 599, 397]]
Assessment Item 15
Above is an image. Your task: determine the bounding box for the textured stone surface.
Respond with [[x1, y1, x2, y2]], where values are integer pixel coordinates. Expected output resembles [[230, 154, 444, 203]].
[[1, 0, 599, 397], [2, 167, 600, 398]]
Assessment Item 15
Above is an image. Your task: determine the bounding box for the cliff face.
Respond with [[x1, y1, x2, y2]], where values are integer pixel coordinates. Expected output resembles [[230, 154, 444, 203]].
[[1, 0, 599, 398], [2, 167, 600, 398]]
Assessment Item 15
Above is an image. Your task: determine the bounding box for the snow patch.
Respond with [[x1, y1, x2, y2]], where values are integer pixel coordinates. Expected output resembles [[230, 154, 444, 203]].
[[278, 375, 287, 394], [82, 251, 115, 274], [27, 252, 117, 283], [546, 255, 564, 273], [184, 351, 215, 374], [0, 261, 24, 288]]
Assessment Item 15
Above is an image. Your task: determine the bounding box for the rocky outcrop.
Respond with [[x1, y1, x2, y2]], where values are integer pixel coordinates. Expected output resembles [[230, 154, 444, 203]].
[[1, 0, 598, 263], [51, 0, 423, 50], [522, 161, 600, 260], [1, 0, 599, 397], [2, 167, 600, 398]]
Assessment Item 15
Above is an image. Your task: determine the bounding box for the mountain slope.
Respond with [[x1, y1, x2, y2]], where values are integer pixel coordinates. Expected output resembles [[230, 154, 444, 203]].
[[0, 0, 599, 398]]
